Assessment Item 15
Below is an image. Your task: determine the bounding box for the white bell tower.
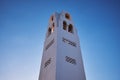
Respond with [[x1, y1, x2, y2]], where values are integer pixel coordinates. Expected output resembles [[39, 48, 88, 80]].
[[38, 11, 86, 80]]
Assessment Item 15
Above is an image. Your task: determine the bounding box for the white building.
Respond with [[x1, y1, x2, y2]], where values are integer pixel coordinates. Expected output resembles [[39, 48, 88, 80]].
[[38, 11, 86, 80]]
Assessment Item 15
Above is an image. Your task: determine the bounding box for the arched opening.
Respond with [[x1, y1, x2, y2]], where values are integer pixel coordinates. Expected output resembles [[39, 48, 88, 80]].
[[68, 24, 73, 33], [63, 21, 67, 30], [50, 16, 54, 21], [48, 27, 51, 37], [51, 23, 55, 33], [65, 13, 70, 20]]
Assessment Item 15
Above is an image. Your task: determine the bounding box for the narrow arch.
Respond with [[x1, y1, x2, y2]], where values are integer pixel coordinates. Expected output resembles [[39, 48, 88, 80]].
[[50, 16, 54, 21], [68, 24, 73, 33], [51, 23, 55, 32], [63, 21, 67, 30], [48, 27, 51, 37]]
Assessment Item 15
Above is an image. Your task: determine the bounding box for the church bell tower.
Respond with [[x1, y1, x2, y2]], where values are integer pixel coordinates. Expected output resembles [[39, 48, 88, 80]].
[[38, 11, 86, 80]]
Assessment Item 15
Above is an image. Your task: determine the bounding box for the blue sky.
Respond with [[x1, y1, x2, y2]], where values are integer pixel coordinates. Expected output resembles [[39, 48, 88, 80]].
[[0, 0, 120, 80]]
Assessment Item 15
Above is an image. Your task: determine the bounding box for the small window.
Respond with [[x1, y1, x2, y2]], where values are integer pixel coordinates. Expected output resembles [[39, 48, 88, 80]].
[[63, 21, 67, 30], [48, 27, 51, 37], [51, 23, 55, 33], [65, 13, 70, 20], [63, 37, 76, 47], [68, 24, 73, 33], [51, 16, 54, 21], [44, 58, 51, 68], [46, 39, 54, 50], [65, 56, 76, 65]]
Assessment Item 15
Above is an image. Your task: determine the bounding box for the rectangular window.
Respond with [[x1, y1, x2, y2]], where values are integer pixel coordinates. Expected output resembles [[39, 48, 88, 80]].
[[46, 39, 54, 50], [62, 37, 76, 47]]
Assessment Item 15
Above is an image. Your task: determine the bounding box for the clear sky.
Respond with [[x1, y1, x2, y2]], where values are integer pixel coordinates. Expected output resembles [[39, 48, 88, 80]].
[[0, 0, 120, 80]]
